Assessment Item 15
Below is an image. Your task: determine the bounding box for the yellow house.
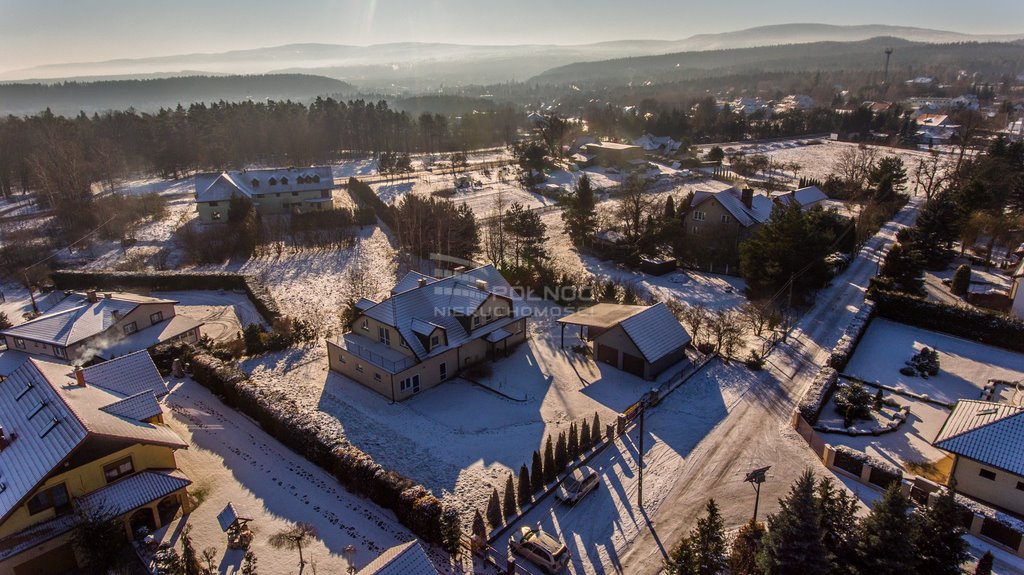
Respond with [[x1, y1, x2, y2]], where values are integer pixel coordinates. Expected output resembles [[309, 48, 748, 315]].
[[0, 291, 202, 364], [934, 400, 1024, 516], [0, 353, 190, 575], [327, 266, 527, 401], [194, 166, 335, 223]]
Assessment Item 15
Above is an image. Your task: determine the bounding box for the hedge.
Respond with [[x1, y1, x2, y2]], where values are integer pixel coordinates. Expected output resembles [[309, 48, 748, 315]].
[[828, 301, 875, 371], [872, 289, 1024, 353], [50, 269, 281, 324], [797, 367, 838, 425], [180, 350, 450, 544]]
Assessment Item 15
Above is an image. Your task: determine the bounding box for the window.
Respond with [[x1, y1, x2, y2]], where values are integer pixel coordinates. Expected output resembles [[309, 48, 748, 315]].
[[400, 338, 408, 348], [282, 202, 290, 208], [123, 322, 138, 336], [361, 319, 369, 331], [1017, 481, 1024, 492], [356, 364, 364, 373], [269, 177, 277, 185], [979, 468, 997, 481], [431, 335, 440, 347], [721, 214, 730, 223], [27, 484, 70, 516], [338, 354, 346, 364], [13, 337, 25, 349], [150, 311, 164, 324], [53, 346, 66, 359], [251, 178, 260, 188], [693, 211, 706, 221], [374, 373, 382, 382], [208, 201, 219, 207], [291, 191, 299, 197], [281, 177, 289, 185], [439, 362, 447, 381], [399, 375, 420, 393], [472, 316, 481, 328], [103, 457, 134, 483], [379, 327, 391, 346], [211, 211, 222, 221]]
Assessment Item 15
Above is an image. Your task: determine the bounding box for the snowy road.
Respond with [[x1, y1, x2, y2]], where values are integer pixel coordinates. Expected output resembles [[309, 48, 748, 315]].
[[492, 198, 921, 575]]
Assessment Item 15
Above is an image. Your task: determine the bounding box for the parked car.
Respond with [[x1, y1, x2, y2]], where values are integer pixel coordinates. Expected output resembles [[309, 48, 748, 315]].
[[556, 466, 600, 504], [509, 526, 570, 574]]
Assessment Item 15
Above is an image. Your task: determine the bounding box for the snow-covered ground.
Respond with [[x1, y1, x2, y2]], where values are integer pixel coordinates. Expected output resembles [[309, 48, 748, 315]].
[[820, 318, 1024, 476], [155, 290, 267, 341], [159, 376, 420, 575]]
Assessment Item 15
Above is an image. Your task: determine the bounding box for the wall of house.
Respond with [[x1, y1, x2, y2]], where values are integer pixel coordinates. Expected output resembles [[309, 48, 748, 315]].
[[953, 457, 1024, 516], [251, 188, 332, 215], [5, 337, 66, 360], [686, 198, 747, 237], [196, 200, 228, 223], [0, 444, 178, 538], [0, 532, 76, 575], [390, 349, 460, 401], [594, 325, 644, 371], [472, 295, 513, 326], [350, 316, 418, 358], [648, 347, 688, 379], [110, 302, 177, 336], [1011, 278, 1024, 320]]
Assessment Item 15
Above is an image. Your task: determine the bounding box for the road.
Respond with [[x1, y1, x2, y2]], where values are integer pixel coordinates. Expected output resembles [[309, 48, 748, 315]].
[[494, 198, 921, 575]]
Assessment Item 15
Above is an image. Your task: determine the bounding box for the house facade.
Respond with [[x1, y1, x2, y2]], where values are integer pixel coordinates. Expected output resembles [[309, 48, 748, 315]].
[[1010, 260, 1024, 320], [0, 291, 202, 364], [326, 266, 527, 401], [681, 186, 773, 271], [195, 166, 335, 223], [933, 400, 1024, 516], [0, 354, 190, 574]]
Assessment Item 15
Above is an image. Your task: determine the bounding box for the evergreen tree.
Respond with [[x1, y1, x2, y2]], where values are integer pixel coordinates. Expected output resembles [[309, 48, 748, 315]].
[[691, 499, 728, 575], [729, 520, 766, 575], [486, 487, 503, 529], [439, 507, 462, 556], [592, 412, 603, 445], [544, 436, 557, 484], [503, 473, 518, 520], [665, 195, 676, 219], [911, 192, 960, 268], [665, 537, 697, 575], [531, 450, 545, 492], [518, 464, 532, 508], [915, 489, 969, 575], [241, 551, 258, 575], [974, 551, 994, 575], [562, 174, 598, 246], [581, 419, 592, 451], [554, 431, 569, 472], [816, 477, 858, 572], [951, 264, 971, 296], [879, 242, 925, 295], [568, 422, 580, 460], [855, 483, 918, 575], [757, 470, 830, 575], [740, 203, 835, 298], [70, 505, 126, 574]]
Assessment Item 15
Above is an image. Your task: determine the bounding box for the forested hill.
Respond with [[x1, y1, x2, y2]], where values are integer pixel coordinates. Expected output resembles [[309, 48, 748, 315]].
[[530, 38, 1024, 86], [0, 74, 355, 116]]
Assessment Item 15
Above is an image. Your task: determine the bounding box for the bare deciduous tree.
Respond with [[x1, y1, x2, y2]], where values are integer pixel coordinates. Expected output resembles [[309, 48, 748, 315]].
[[269, 522, 319, 572]]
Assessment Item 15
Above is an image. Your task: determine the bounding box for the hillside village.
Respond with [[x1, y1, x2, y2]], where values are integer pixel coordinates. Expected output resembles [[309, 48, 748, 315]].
[[3, 15, 1024, 575]]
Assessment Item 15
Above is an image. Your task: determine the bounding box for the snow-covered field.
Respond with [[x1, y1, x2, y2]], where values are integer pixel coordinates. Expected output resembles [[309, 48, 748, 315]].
[[821, 318, 1024, 477], [155, 290, 267, 341]]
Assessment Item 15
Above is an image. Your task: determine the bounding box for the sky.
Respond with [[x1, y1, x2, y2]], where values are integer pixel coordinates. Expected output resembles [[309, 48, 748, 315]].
[[2, 0, 1023, 72]]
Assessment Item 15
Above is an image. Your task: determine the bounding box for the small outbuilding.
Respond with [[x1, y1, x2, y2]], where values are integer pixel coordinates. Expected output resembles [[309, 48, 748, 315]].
[[558, 303, 691, 380]]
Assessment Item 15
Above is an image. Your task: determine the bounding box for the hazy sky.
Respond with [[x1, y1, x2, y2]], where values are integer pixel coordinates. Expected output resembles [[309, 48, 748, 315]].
[[2, 0, 1023, 72]]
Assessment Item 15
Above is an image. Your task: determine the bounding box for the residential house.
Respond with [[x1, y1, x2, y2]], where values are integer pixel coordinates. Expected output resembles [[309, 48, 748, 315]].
[[557, 303, 691, 380], [0, 291, 202, 364], [0, 353, 190, 574], [581, 142, 644, 167], [933, 400, 1024, 516], [195, 166, 335, 223], [681, 186, 774, 269], [770, 185, 829, 211], [326, 266, 527, 401], [357, 540, 438, 575], [634, 134, 682, 155], [1010, 259, 1024, 319]]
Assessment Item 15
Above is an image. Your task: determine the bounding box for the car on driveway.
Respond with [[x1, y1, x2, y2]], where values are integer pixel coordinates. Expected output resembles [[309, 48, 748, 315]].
[[556, 466, 600, 504], [509, 525, 569, 574]]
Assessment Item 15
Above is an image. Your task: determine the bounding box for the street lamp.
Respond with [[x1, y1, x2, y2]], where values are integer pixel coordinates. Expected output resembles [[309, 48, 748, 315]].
[[744, 466, 771, 522]]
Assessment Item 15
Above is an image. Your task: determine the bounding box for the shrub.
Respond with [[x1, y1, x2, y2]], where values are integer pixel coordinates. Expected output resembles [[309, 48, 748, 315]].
[[833, 382, 873, 424], [745, 351, 765, 371], [950, 264, 971, 297]]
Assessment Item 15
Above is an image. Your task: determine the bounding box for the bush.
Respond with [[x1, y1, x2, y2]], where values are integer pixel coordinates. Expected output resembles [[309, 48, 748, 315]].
[[833, 382, 873, 425], [950, 264, 971, 297], [745, 351, 765, 371]]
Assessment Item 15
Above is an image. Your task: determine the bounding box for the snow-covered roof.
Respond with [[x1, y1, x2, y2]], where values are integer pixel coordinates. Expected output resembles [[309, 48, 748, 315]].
[[772, 186, 828, 210], [0, 357, 185, 523], [217, 502, 254, 532], [934, 400, 1024, 476], [94, 314, 203, 361], [195, 166, 334, 203], [916, 114, 949, 127], [79, 469, 190, 516], [391, 271, 438, 295], [1, 292, 174, 347], [692, 187, 773, 228], [357, 540, 438, 575], [355, 297, 378, 312], [585, 141, 641, 152], [81, 350, 168, 397], [355, 266, 519, 362], [0, 350, 30, 378], [617, 303, 692, 363], [100, 391, 163, 421]]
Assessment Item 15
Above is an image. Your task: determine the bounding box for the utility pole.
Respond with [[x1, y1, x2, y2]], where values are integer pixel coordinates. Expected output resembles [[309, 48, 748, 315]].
[[745, 466, 771, 522]]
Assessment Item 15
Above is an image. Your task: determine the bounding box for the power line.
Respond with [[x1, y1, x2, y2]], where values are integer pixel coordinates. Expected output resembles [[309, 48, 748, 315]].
[[18, 214, 118, 274]]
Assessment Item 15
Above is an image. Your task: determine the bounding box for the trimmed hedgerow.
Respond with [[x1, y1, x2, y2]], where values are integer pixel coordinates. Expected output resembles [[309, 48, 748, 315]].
[[797, 367, 838, 425]]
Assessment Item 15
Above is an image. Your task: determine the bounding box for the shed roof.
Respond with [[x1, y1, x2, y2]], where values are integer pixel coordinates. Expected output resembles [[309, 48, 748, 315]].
[[557, 304, 648, 329], [934, 400, 1024, 476]]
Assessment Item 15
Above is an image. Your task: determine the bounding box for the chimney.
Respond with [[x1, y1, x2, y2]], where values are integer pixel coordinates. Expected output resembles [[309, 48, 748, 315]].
[[86, 290, 98, 303], [0, 425, 7, 449], [104, 293, 112, 299], [475, 279, 488, 291], [74, 366, 86, 387], [417, 277, 427, 288], [741, 187, 754, 209]]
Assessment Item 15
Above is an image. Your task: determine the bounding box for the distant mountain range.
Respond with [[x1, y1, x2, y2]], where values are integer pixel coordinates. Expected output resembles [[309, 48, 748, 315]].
[[3, 23, 1021, 89], [0, 74, 354, 116]]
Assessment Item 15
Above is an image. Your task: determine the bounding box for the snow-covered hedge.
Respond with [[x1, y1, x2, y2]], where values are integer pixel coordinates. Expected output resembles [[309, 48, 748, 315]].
[[828, 301, 875, 371], [833, 445, 903, 483], [51, 269, 281, 324], [873, 289, 1024, 353], [952, 490, 1024, 535], [185, 350, 453, 545], [797, 367, 838, 425]]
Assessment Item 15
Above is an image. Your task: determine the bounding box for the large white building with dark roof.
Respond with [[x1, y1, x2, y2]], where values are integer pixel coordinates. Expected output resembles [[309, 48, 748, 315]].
[[194, 166, 335, 223]]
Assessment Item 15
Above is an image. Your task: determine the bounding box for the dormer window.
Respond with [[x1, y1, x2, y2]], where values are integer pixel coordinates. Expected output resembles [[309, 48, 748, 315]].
[[251, 178, 260, 188], [312, 175, 321, 183], [472, 315, 481, 328], [280, 177, 289, 185], [431, 335, 440, 347], [269, 177, 278, 185], [297, 176, 307, 184]]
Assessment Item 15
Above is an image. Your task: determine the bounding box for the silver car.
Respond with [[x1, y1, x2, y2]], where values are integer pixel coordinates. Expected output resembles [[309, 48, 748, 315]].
[[509, 526, 570, 574], [556, 466, 600, 504]]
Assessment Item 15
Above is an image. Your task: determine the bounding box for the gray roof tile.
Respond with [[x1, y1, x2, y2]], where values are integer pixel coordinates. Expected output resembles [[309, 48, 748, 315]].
[[934, 400, 1024, 476], [618, 303, 692, 363]]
